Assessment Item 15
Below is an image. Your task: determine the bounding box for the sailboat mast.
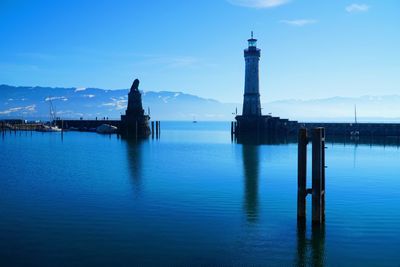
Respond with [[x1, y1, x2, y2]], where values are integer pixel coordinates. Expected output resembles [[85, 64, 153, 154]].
[[354, 104, 357, 124]]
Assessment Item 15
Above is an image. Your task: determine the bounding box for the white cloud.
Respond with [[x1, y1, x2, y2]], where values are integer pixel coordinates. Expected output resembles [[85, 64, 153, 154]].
[[26, 105, 36, 111], [0, 107, 23, 115], [83, 94, 95, 98], [346, 4, 369, 13], [101, 99, 127, 110], [45, 96, 68, 101], [227, 0, 290, 8], [0, 105, 36, 115], [280, 19, 317, 26]]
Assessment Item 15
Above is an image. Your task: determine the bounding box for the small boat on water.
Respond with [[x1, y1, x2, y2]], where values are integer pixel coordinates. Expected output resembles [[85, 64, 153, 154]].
[[37, 125, 62, 132], [37, 96, 62, 132], [96, 124, 118, 134]]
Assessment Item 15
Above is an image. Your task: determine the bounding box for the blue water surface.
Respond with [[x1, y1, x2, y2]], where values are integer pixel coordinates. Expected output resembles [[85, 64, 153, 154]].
[[0, 122, 399, 266]]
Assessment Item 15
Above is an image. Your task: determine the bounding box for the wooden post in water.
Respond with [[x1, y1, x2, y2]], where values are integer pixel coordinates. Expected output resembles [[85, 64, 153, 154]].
[[61, 120, 64, 140], [231, 121, 234, 140], [312, 127, 324, 224], [234, 121, 238, 141], [297, 128, 308, 220], [321, 128, 326, 222], [151, 121, 154, 138], [298, 127, 326, 225], [156, 121, 160, 139]]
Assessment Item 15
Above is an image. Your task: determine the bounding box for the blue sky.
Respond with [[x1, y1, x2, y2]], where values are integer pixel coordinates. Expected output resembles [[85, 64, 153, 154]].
[[0, 0, 399, 102]]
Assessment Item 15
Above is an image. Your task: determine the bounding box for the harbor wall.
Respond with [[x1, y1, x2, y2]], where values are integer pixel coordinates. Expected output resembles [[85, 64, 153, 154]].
[[302, 122, 400, 137], [54, 119, 120, 130], [235, 115, 400, 137]]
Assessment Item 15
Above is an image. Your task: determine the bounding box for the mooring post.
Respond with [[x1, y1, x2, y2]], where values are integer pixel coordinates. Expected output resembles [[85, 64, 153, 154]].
[[151, 121, 154, 138], [312, 127, 323, 224], [158, 121, 161, 136], [156, 121, 159, 139], [61, 120, 64, 141], [297, 128, 308, 219], [321, 128, 326, 222], [234, 121, 238, 140]]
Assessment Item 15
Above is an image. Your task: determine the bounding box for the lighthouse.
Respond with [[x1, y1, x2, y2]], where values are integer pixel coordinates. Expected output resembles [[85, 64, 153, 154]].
[[242, 31, 262, 117], [235, 32, 265, 136], [234, 33, 299, 140]]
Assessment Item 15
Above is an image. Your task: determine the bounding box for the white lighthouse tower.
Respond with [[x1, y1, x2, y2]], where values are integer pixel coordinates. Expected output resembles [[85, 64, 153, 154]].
[[242, 32, 262, 116], [235, 33, 297, 139]]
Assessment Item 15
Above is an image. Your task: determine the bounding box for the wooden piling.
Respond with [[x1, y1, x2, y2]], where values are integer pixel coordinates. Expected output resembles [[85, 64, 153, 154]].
[[312, 127, 324, 224], [321, 128, 326, 222], [156, 121, 159, 138], [297, 128, 307, 219], [234, 121, 238, 140], [61, 120, 64, 140], [231, 121, 234, 139], [151, 121, 154, 138]]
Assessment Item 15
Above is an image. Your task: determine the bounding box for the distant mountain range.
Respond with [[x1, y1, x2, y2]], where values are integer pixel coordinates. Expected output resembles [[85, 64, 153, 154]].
[[1, 84, 400, 122], [0, 84, 228, 121]]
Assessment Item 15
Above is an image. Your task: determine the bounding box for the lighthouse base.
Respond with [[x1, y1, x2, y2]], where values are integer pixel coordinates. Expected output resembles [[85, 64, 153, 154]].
[[235, 115, 298, 137]]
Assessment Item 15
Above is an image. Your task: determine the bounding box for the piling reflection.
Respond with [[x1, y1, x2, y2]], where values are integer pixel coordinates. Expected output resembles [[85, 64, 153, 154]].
[[296, 218, 326, 267], [241, 144, 260, 222], [123, 137, 144, 195]]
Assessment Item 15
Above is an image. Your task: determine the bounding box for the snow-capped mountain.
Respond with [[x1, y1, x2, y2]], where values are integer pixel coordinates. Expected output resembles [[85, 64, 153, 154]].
[[1, 84, 400, 122], [0, 85, 232, 121]]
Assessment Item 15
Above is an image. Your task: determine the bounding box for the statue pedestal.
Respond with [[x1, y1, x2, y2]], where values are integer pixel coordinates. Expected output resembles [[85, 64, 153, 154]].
[[120, 114, 150, 138], [119, 79, 151, 138]]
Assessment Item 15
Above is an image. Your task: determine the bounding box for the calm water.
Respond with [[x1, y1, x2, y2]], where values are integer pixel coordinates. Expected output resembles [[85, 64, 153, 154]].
[[1, 122, 400, 266]]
